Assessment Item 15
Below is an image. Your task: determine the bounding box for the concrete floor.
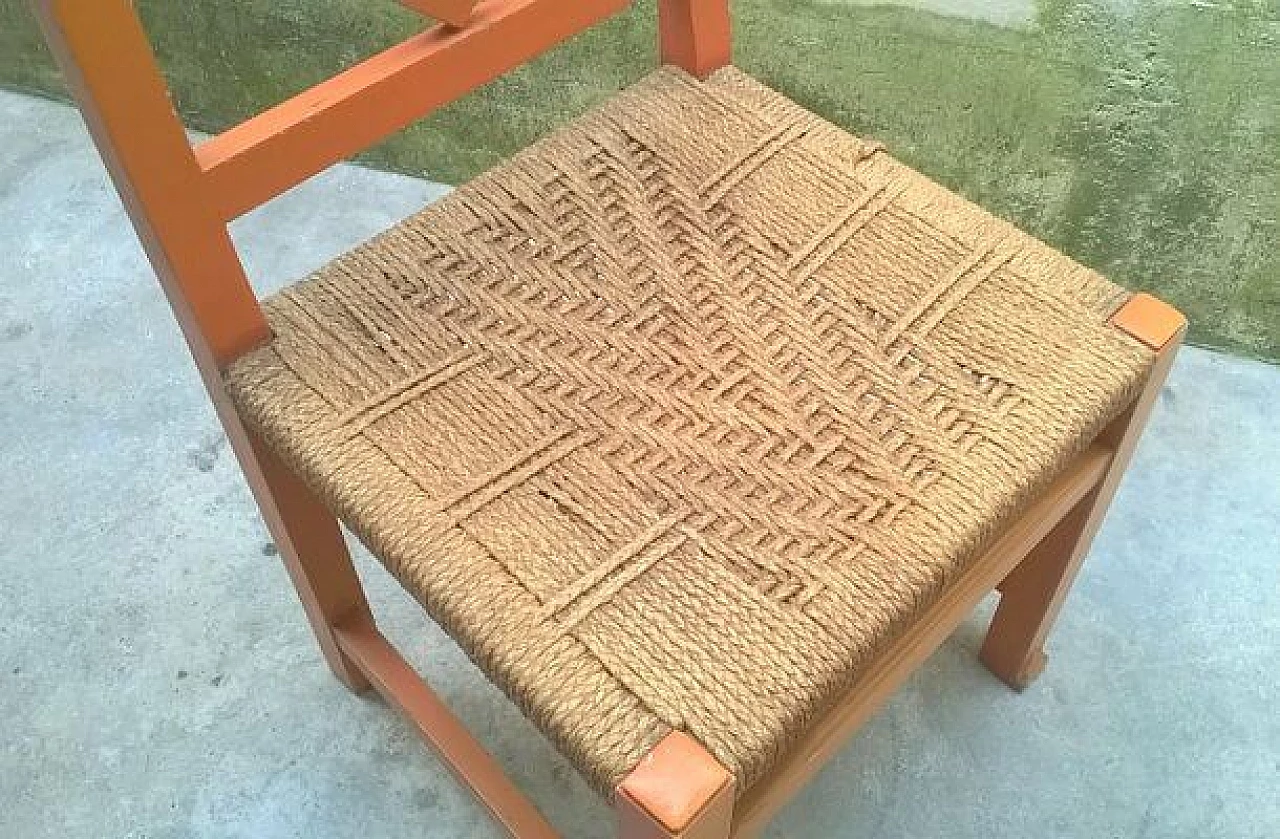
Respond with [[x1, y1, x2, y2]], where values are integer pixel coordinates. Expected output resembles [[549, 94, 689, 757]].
[[1, 88, 1277, 839]]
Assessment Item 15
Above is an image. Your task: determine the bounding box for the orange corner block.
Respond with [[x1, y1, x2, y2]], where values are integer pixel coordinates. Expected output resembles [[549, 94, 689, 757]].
[[618, 732, 733, 833], [1110, 292, 1187, 351]]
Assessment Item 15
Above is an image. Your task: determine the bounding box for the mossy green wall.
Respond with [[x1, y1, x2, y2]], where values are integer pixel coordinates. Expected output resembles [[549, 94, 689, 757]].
[[3, 0, 1277, 360]]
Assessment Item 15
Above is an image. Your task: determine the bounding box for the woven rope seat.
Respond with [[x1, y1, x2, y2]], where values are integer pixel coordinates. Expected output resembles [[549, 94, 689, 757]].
[[226, 66, 1156, 796]]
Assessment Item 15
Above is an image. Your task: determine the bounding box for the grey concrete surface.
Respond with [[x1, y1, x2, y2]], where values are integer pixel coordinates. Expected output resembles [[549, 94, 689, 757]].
[[1, 88, 1276, 839]]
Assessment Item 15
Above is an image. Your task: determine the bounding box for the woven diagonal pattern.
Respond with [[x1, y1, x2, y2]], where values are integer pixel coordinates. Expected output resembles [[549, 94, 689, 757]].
[[226, 67, 1155, 794]]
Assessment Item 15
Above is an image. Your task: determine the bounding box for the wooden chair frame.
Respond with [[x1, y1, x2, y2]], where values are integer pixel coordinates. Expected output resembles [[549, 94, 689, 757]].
[[30, 0, 1185, 836]]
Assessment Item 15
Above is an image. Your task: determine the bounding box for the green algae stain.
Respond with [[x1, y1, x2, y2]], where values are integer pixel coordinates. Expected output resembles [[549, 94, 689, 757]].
[[2, 0, 1277, 359], [1031, 0, 1280, 358]]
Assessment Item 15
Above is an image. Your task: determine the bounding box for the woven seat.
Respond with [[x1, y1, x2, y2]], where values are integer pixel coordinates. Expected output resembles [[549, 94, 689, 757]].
[[225, 66, 1156, 797]]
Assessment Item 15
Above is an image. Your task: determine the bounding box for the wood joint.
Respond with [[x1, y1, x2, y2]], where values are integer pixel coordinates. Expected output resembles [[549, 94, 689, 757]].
[[399, 0, 477, 28], [1109, 292, 1187, 351], [332, 619, 560, 838]]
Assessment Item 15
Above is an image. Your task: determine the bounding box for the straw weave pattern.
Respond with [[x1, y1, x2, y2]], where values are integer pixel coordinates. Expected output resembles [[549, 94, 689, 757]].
[[226, 67, 1155, 795]]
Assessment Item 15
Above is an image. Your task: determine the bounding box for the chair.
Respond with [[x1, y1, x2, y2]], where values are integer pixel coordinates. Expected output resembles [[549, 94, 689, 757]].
[[31, 1, 1186, 836]]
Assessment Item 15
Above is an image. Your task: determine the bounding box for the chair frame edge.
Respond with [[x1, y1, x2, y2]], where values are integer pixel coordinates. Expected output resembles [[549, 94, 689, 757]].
[[980, 295, 1186, 690], [733, 300, 1184, 838], [27, 0, 1182, 835]]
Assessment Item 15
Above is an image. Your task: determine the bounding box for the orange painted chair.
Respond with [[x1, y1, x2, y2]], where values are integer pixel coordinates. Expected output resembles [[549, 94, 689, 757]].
[[32, 1, 1185, 836]]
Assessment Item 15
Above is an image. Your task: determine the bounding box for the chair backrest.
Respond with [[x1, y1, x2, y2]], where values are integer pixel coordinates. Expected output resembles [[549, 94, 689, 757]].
[[29, 0, 732, 384]]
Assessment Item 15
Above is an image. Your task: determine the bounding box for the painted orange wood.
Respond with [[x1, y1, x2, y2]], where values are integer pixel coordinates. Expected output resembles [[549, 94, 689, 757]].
[[30, 0, 269, 366], [31, 0, 376, 694], [399, 0, 478, 28], [246, 431, 375, 691], [195, 0, 631, 221], [657, 0, 732, 78], [333, 620, 560, 839], [617, 733, 734, 839], [731, 444, 1116, 838], [981, 325, 1184, 690], [33, 2, 1181, 837], [1110, 292, 1187, 350]]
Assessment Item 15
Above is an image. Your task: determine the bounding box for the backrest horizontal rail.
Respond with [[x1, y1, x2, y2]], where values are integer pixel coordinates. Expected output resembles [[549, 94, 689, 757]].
[[195, 0, 631, 222], [32, 0, 272, 365]]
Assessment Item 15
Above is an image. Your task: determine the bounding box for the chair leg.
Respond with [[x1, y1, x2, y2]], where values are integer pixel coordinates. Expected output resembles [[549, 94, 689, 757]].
[[981, 293, 1185, 690], [616, 732, 735, 839], [980, 486, 1099, 689], [238, 422, 375, 693], [658, 0, 732, 78]]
